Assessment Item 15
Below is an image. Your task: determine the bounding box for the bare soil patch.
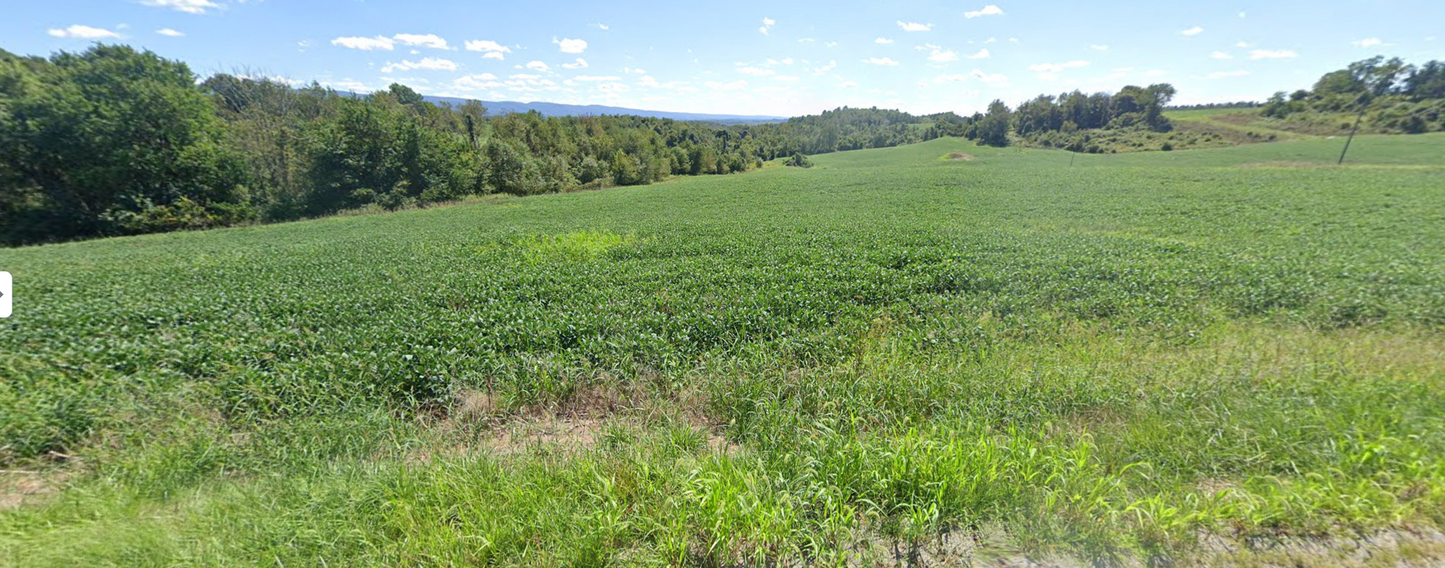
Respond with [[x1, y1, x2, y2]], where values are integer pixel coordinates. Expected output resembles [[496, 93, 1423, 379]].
[[945, 152, 976, 161]]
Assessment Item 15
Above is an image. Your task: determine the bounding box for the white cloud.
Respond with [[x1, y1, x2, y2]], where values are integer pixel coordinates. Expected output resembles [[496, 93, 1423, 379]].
[[1206, 70, 1250, 79], [876, 37, 894, 44], [1236, 41, 1250, 48], [453, 74, 501, 91], [864, 57, 900, 66], [738, 66, 775, 76], [556, 38, 587, 54], [333, 36, 394, 51], [839, 81, 858, 88], [934, 74, 969, 83], [1028, 60, 1090, 73], [971, 69, 1007, 83], [465, 40, 511, 54], [798, 38, 815, 43], [47, 25, 122, 39], [393, 33, 450, 50], [141, 0, 221, 15], [775, 75, 800, 82], [759, 27, 770, 35], [510, 74, 541, 80], [1352, 38, 1382, 48], [562, 58, 588, 69], [812, 60, 837, 75], [639, 76, 659, 87], [594, 23, 610, 30], [898, 21, 932, 32], [483, 52, 505, 60], [328, 79, 372, 93], [1211, 51, 1233, 60], [380, 58, 458, 73], [573, 75, 621, 81], [964, 5, 1004, 18], [763, 17, 775, 27], [525, 60, 550, 72], [967, 48, 990, 59], [1181, 26, 1204, 36], [1249, 49, 1297, 60], [1089, 45, 1109, 51], [1239, 11, 1247, 18], [928, 49, 958, 62], [156, 28, 185, 37]]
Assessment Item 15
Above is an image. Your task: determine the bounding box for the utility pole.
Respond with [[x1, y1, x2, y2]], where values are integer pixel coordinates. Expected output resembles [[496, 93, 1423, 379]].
[[1337, 95, 1370, 165]]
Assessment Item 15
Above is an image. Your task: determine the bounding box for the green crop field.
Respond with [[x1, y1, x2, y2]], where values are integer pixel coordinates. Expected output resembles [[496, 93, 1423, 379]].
[[2, 134, 1444, 566]]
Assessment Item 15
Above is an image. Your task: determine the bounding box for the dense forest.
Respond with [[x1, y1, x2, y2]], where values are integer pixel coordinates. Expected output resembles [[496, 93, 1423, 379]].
[[0, 45, 933, 245], [1260, 56, 1445, 134]]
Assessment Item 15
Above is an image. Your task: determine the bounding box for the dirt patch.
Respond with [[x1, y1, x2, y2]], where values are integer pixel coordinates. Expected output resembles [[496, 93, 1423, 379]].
[[945, 152, 976, 161], [0, 469, 70, 510], [1192, 527, 1445, 568]]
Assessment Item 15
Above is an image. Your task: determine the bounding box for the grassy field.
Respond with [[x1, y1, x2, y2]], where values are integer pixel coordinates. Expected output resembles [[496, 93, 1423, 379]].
[[2, 134, 1444, 566]]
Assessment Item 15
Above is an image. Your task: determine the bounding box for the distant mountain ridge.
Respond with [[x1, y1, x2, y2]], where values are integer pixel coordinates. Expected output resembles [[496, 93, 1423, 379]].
[[420, 95, 787, 124]]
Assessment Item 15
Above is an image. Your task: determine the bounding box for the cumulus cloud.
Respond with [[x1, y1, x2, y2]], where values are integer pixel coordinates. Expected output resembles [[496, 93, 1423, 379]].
[[775, 75, 800, 82], [876, 37, 894, 44], [141, 0, 221, 15], [1211, 51, 1233, 60], [562, 58, 588, 69], [525, 60, 551, 72], [964, 5, 1004, 18], [556, 38, 587, 53], [1206, 70, 1250, 79], [1090, 45, 1109, 51], [1352, 38, 1382, 48], [156, 28, 185, 37], [898, 21, 932, 32], [738, 66, 775, 76], [1180, 26, 1204, 36], [812, 60, 837, 75], [1028, 60, 1090, 73], [971, 69, 1007, 83], [967, 48, 990, 59], [760, 17, 775, 35], [593, 23, 609, 30], [573, 75, 621, 81], [393, 33, 450, 50], [47, 25, 122, 39], [928, 49, 958, 62], [1249, 49, 1297, 60], [453, 73, 501, 91], [333, 36, 394, 50], [864, 57, 900, 66], [483, 52, 505, 60], [466, 40, 510, 54], [380, 58, 458, 72]]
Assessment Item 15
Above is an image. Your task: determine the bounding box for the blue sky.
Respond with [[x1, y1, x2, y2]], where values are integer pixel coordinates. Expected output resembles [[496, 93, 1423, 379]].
[[5, 0, 1443, 116]]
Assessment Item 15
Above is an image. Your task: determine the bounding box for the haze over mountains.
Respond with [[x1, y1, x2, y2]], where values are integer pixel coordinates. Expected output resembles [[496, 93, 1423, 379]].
[[422, 95, 787, 124]]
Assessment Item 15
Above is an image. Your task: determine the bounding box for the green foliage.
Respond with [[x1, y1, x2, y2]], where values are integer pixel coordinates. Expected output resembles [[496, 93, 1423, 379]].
[[0, 45, 250, 243], [1, 136, 1445, 564], [1261, 56, 1445, 135], [784, 152, 813, 168]]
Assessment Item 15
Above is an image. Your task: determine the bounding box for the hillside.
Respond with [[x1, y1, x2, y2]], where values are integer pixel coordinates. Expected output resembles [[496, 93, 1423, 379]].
[[3, 135, 1444, 566]]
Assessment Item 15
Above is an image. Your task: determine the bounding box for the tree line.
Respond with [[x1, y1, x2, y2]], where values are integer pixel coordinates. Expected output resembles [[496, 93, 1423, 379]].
[[0, 45, 935, 245], [1261, 56, 1445, 134], [919, 83, 1180, 151]]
